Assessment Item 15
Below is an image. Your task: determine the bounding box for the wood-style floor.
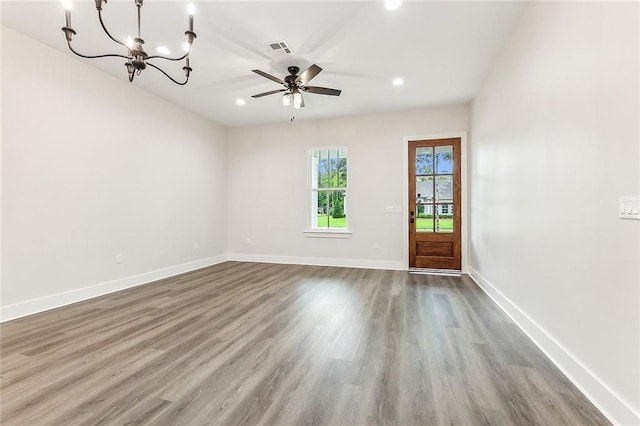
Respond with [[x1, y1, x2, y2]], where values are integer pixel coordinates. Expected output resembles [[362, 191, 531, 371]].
[[1, 262, 608, 425]]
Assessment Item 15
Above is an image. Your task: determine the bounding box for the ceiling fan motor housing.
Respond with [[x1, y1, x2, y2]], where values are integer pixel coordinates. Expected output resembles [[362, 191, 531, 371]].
[[284, 66, 300, 89]]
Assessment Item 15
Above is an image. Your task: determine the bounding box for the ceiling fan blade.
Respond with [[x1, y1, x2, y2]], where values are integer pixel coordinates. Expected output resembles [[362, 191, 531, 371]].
[[251, 89, 287, 98], [303, 86, 342, 96], [251, 69, 284, 84], [296, 64, 323, 85]]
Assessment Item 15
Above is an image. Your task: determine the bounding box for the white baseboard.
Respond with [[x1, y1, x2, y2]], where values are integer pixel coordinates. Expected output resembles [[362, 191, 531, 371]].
[[0, 255, 229, 323], [228, 253, 405, 271], [468, 267, 640, 426]]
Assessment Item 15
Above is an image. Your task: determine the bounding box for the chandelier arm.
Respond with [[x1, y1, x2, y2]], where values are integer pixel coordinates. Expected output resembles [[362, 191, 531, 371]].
[[67, 41, 129, 60], [146, 62, 189, 86], [145, 52, 189, 62], [98, 10, 128, 48]]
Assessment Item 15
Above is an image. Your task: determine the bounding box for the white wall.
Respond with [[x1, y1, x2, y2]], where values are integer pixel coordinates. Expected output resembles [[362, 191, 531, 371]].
[[1, 26, 228, 320], [227, 105, 469, 269], [470, 2, 639, 424]]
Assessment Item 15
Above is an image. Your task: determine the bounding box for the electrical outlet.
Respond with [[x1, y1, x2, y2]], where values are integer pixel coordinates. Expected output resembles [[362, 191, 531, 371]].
[[116, 254, 123, 264], [194, 242, 199, 250], [374, 242, 380, 249], [246, 237, 251, 245]]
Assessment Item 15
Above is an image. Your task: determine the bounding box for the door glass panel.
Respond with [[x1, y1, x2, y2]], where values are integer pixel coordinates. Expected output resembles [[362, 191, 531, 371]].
[[416, 147, 433, 175], [435, 175, 453, 202], [416, 176, 434, 203], [435, 204, 454, 233], [416, 203, 434, 233], [435, 145, 453, 174]]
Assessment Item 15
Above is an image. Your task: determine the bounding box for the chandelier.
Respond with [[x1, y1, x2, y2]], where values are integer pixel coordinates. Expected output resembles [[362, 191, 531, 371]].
[[61, 0, 197, 85]]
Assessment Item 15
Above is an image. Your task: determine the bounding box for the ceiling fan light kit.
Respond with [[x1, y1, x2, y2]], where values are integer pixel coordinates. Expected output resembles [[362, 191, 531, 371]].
[[282, 92, 292, 107], [61, 0, 197, 85], [282, 87, 304, 110], [251, 65, 341, 110]]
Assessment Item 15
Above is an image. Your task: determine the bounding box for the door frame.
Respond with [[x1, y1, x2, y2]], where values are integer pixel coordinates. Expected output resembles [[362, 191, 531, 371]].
[[403, 132, 468, 272]]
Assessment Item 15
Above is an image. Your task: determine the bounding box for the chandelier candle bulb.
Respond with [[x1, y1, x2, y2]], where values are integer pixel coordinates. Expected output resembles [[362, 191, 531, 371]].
[[188, 3, 195, 32], [63, 1, 72, 28]]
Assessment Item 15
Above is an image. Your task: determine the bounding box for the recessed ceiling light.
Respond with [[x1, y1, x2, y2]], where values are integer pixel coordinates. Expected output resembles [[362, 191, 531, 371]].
[[156, 46, 170, 55], [385, 0, 403, 11], [392, 78, 404, 86], [235, 99, 246, 106]]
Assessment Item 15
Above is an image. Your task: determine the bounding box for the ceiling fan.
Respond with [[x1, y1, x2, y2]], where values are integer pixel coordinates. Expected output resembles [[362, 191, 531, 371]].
[[251, 64, 342, 109]]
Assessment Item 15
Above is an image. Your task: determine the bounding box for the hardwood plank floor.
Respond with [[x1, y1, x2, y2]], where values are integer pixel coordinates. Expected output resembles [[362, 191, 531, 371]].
[[0, 262, 609, 425]]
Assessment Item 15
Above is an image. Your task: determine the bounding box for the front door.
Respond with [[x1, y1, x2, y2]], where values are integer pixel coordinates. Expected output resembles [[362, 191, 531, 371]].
[[408, 138, 461, 270]]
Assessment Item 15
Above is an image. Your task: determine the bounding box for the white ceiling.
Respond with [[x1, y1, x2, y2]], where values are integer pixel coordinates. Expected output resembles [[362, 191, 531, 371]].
[[1, 1, 527, 127]]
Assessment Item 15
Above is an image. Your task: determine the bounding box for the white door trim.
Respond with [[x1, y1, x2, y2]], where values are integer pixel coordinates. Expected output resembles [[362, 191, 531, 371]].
[[402, 132, 469, 273]]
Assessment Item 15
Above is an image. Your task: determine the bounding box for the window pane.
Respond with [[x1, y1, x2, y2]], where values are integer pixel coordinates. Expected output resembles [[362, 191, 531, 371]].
[[435, 145, 453, 174], [416, 204, 434, 233], [314, 190, 347, 229], [328, 149, 335, 188], [416, 147, 433, 175], [435, 175, 453, 202], [315, 149, 347, 189], [435, 204, 454, 233], [329, 190, 347, 228], [416, 176, 434, 203], [337, 157, 347, 188], [317, 150, 329, 188], [316, 190, 330, 228]]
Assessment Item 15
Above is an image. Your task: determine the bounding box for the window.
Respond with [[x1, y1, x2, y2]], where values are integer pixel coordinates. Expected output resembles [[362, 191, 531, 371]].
[[309, 147, 348, 232]]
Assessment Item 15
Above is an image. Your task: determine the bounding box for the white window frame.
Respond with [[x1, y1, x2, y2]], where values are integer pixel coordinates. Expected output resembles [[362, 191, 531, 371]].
[[304, 146, 351, 238]]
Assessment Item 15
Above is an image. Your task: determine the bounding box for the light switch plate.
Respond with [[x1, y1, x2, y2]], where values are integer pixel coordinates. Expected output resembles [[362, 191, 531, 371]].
[[619, 196, 640, 220]]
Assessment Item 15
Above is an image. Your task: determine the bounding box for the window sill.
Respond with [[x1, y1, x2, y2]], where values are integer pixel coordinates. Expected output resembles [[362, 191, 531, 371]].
[[303, 229, 352, 239]]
